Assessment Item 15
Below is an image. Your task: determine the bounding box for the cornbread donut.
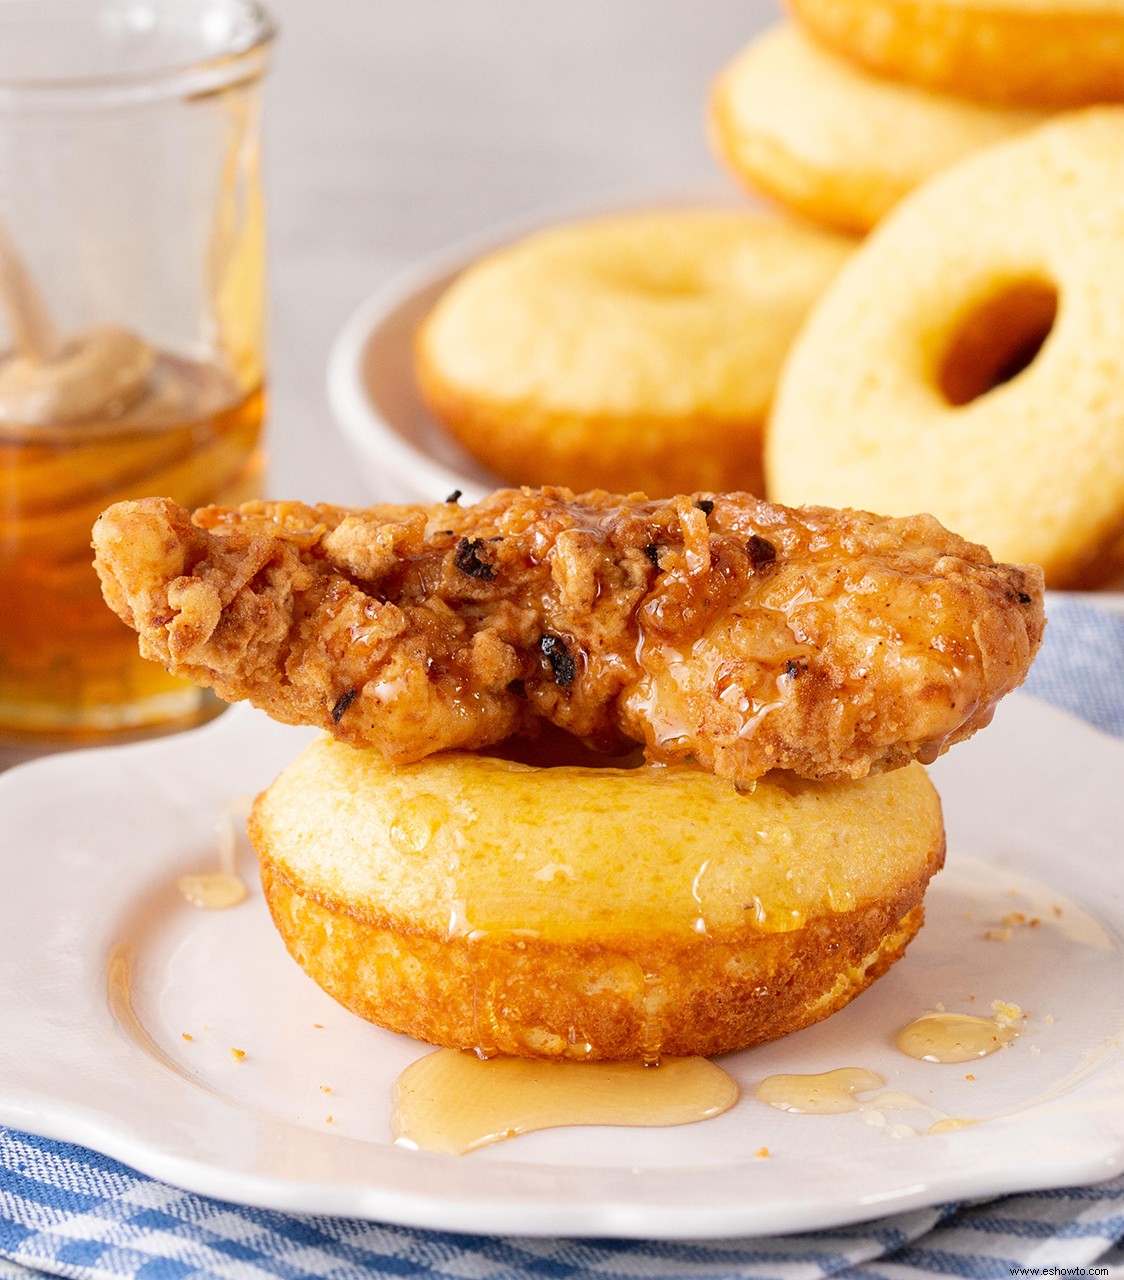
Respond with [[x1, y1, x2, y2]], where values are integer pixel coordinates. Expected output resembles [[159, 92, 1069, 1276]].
[[415, 210, 852, 498], [767, 108, 1124, 588], [709, 25, 1046, 234], [252, 737, 944, 1061], [788, 0, 1124, 108]]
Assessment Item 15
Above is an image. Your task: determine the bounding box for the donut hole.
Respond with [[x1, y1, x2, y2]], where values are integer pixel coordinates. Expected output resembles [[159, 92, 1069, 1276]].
[[938, 280, 1058, 407]]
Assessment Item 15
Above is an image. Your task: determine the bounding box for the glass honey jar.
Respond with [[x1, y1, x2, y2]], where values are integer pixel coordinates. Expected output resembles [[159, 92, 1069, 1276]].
[[0, 0, 274, 741]]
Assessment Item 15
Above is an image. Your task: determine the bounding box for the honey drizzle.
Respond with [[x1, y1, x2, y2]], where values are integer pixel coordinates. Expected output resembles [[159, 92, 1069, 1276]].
[[639, 968, 667, 1067], [927, 1116, 980, 1134], [177, 800, 250, 910], [754, 1068, 981, 1137], [754, 1067, 883, 1114], [392, 1050, 738, 1155], [896, 1012, 1017, 1063], [470, 970, 501, 1060]]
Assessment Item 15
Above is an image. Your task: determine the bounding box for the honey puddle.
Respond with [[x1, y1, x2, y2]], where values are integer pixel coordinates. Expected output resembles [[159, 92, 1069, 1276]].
[[393, 1049, 738, 1155], [896, 1011, 1018, 1063], [755, 1068, 979, 1137], [927, 1116, 980, 1134], [752, 1005, 1024, 1136], [754, 1067, 883, 1114], [177, 800, 251, 910]]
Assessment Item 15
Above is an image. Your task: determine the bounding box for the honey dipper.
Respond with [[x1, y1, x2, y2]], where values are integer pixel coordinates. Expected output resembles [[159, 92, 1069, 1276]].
[[0, 219, 153, 426]]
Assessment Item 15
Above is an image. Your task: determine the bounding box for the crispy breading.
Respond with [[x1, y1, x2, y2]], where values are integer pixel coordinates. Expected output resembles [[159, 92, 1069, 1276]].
[[92, 487, 1044, 781]]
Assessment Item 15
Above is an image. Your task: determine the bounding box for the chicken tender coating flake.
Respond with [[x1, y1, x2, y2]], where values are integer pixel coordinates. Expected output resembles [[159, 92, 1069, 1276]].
[[92, 487, 1044, 781]]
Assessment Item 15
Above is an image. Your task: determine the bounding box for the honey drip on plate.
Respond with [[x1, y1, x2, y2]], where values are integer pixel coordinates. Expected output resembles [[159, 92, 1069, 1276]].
[[177, 802, 249, 910], [927, 1116, 980, 1134], [755, 1068, 981, 1136], [754, 1067, 884, 1114], [392, 1050, 738, 1155], [178, 870, 246, 911], [896, 1012, 1017, 1063]]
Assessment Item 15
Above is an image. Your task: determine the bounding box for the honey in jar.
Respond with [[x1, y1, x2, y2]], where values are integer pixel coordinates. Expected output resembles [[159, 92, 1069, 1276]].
[[0, 340, 264, 738]]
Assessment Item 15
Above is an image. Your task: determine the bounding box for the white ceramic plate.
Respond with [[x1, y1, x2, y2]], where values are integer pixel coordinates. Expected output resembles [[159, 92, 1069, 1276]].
[[1, 694, 1123, 1239]]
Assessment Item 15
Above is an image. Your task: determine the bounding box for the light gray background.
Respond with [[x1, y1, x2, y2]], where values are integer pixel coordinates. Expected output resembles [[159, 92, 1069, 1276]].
[[262, 0, 777, 505]]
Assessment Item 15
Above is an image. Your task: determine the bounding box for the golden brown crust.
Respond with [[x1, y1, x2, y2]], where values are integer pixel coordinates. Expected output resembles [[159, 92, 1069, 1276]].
[[93, 488, 1044, 781], [709, 95, 881, 239], [788, 0, 1124, 108], [415, 341, 768, 498], [707, 25, 1044, 235], [259, 852, 932, 1060]]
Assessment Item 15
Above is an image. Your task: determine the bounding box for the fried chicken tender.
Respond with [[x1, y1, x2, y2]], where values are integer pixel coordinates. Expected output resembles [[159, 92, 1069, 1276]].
[[92, 487, 1044, 781]]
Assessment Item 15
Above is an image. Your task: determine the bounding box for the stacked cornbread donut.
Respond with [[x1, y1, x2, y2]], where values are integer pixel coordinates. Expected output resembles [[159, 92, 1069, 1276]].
[[705, 4, 1124, 587], [788, 0, 1124, 109], [710, 3, 1124, 234], [709, 23, 1048, 235]]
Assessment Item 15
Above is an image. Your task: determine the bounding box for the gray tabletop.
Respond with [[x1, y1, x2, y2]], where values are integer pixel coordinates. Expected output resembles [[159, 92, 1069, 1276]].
[[262, 0, 775, 505]]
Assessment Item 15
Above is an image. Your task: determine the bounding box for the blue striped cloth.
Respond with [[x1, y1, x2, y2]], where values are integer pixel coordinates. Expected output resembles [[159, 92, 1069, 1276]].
[[2, 599, 1122, 1280]]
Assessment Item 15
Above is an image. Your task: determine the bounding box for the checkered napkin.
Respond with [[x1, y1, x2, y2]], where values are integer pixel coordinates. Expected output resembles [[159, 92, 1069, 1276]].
[[2, 600, 1123, 1280]]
